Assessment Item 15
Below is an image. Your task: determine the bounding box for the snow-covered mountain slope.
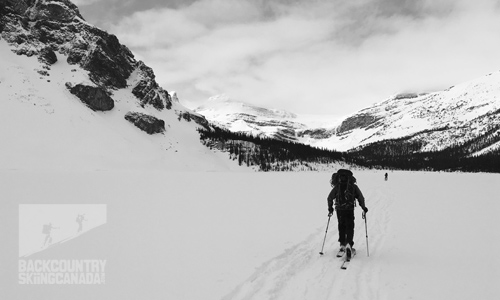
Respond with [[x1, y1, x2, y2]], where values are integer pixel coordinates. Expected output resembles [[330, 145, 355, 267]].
[[194, 94, 340, 142], [320, 72, 500, 152], [0, 1, 244, 171], [196, 74, 500, 153]]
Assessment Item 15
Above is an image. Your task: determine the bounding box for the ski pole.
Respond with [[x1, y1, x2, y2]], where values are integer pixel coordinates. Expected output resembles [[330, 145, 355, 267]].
[[319, 215, 331, 255], [363, 211, 369, 257]]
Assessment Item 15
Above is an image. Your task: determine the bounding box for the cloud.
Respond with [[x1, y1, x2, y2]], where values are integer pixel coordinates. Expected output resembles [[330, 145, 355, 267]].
[[104, 0, 500, 115]]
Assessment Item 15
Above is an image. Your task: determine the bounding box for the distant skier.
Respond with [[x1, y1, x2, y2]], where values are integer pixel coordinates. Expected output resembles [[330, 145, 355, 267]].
[[327, 169, 368, 260], [385, 173, 388, 181]]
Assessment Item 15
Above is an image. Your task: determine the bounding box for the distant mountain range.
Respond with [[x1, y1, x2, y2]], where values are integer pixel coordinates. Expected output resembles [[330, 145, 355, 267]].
[[195, 73, 500, 155]]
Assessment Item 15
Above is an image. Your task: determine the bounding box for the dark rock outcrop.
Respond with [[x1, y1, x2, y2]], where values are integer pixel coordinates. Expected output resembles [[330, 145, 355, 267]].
[[1, 0, 135, 89], [79, 32, 135, 89], [394, 93, 419, 100], [2, 0, 31, 16], [298, 128, 335, 139], [38, 46, 57, 65], [337, 113, 381, 134], [2, 0, 84, 22], [26, 0, 84, 22], [274, 128, 297, 142], [125, 112, 165, 134], [1, 0, 180, 136], [179, 111, 210, 130], [133, 61, 172, 110], [68, 83, 114, 111]]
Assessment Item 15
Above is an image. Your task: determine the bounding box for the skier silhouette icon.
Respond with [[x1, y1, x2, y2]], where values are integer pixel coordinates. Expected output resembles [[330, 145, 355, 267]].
[[76, 214, 86, 233], [42, 222, 59, 247]]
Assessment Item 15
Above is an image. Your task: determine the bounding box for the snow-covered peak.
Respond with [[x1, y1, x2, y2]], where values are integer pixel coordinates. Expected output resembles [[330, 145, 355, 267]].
[[193, 94, 307, 141], [195, 94, 297, 120], [309, 70, 500, 151], [170, 91, 180, 103], [207, 93, 232, 103], [196, 72, 500, 153]]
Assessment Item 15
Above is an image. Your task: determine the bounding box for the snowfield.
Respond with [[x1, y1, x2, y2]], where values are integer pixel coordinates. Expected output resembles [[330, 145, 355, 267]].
[[1, 170, 499, 300]]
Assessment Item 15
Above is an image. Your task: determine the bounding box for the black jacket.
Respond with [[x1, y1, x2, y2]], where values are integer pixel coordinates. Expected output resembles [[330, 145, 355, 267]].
[[327, 184, 366, 211]]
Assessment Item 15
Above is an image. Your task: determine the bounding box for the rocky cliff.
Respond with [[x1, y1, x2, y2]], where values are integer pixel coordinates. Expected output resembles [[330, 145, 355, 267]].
[[0, 0, 204, 132]]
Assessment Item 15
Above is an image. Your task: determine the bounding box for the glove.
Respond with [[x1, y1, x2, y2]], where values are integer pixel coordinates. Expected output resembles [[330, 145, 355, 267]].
[[362, 207, 368, 213], [328, 208, 334, 216]]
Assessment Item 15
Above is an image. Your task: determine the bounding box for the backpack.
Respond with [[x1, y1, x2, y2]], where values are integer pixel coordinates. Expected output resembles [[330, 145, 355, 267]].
[[331, 169, 357, 210]]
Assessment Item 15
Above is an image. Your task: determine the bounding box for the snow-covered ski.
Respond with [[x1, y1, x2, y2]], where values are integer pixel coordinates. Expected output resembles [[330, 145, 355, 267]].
[[341, 260, 349, 269], [336, 248, 345, 257], [341, 248, 356, 270]]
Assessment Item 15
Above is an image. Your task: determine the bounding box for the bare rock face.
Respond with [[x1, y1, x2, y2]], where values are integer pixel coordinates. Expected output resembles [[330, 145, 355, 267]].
[[179, 111, 210, 130], [68, 83, 114, 111], [337, 113, 381, 134], [83, 34, 135, 89], [298, 128, 335, 139], [26, 0, 84, 22], [1, 0, 134, 89], [0, 0, 209, 136], [38, 46, 57, 65], [0, 0, 165, 102], [1, 0, 31, 15], [124, 112, 165, 134], [133, 61, 172, 110]]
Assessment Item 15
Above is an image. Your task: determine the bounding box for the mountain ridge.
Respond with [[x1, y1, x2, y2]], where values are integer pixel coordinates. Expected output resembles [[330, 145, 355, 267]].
[[195, 72, 500, 155]]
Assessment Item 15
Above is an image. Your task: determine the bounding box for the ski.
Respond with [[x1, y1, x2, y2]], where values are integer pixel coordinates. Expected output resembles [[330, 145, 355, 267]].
[[336, 249, 345, 257], [340, 248, 356, 270], [341, 260, 349, 269]]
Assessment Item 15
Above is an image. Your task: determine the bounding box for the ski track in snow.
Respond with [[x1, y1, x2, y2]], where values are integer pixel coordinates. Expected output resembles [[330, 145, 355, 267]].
[[2, 171, 499, 300], [224, 181, 395, 300], [222, 172, 500, 300]]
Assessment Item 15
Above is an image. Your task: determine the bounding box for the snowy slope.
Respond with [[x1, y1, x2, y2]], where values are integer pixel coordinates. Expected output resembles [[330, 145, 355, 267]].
[[195, 94, 298, 120], [320, 72, 500, 151], [2, 170, 499, 300], [0, 0, 251, 172], [0, 39, 245, 171], [194, 94, 339, 141]]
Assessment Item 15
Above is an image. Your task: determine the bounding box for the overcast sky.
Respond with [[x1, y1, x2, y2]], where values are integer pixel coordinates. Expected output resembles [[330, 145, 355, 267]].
[[74, 0, 500, 117]]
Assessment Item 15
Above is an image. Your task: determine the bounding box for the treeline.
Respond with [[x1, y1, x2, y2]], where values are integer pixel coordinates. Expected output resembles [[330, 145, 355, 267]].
[[197, 125, 500, 173], [197, 126, 348, 171], [348, 127, 500, 172], [349, 146, 500, 172]]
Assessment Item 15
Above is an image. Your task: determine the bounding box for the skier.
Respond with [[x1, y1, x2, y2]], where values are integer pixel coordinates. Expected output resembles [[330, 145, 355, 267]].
[[385, 173, 388, 181], [327, 169, 368, 260], [76, 214, 86, 233], [42, 222, 59, 247]]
